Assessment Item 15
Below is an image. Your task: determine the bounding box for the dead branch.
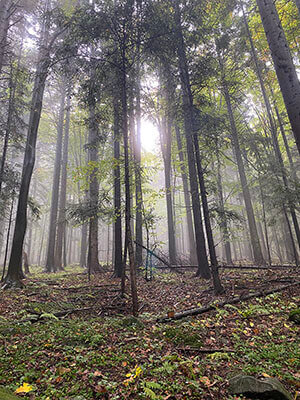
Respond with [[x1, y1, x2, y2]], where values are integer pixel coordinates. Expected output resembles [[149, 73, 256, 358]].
[[177, 347, 234, 354], [157, 281, 300, 323]]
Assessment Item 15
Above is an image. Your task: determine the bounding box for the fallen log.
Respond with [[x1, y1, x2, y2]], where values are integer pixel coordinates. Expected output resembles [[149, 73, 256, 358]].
[[157, 281, 300, 323], [155, 264, 297, 271]]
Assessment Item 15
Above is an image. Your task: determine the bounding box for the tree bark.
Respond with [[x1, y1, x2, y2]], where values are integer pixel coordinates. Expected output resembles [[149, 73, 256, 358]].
[[113, 95, 123, 277], [175, 126, 197, 264], [45, 82, 66, 272], [159, 91, 177, 265], [0, 0, 11, 74], [80, 223, 87, 268], [134, 49, 143, 270], [256, 0, 300, 155], [121, 42, 138, 315], [55, 82, 71, 270], [216, 149, 233, 265], [222, 80, 264, 265], [2, 10, 52, 288], [243, 7, 300, 251], [87, 90, 101, 273], [173, 1, 210, 279]]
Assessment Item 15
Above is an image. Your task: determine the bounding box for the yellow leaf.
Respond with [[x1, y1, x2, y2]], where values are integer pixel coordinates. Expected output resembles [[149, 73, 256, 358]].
[[134, 366, 142, 377], [262, 373, 271, 378], [15, 382, 33, 393]]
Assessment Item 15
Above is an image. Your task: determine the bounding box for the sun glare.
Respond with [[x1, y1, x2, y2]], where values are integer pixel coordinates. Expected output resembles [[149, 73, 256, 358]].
[[141, 119, 159, 153]]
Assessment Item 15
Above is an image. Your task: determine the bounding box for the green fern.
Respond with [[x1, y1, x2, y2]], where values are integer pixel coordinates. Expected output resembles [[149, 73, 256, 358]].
[[143, 387, 158, 399], [144, 381, 162, 390]]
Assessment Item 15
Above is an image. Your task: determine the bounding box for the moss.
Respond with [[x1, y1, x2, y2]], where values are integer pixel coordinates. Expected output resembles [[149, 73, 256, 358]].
[[288, 308, 300, 324]]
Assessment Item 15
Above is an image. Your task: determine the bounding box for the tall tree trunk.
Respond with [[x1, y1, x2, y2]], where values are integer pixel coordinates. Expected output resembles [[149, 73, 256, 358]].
[[1, 199, 14, 282], [2, 9, 52, 288], [222, 80, 264, 265], [243, 7, 300, 251], [45, 82, 66, 272], [134, 60, 143, 270], [80, 223, 87, 268], [216, 150, 233, 264], [55, 82, 71, 270], [193, 132, 224, 293], [113, 96, 123, 277], [273, 227, 283, 264], [175, 126, 197, 264], [0, 66, 15, 195], [256, 0, 300, 155], [87, 91, 101, 273], [173, 1, 210, 279], [121, 43, 138, 315], [159, 106, 177, 265], [0, 0, 11, 74]]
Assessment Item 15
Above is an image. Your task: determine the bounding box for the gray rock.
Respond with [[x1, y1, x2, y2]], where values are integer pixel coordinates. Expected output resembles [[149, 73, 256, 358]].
[[228, 375, 292, 400]]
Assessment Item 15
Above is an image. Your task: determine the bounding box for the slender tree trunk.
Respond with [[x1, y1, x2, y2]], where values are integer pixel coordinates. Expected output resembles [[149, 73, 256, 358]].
[[222, 81, 264, 265], [2, 11, 52, 287], [113, 96, 123, 277], [243, 9, 300, 251], [68, 226, 73, 265], [273, 227, 283, 264], [134, 60, 143, 270], [259, 178, 272, 265], [55, 82, 71, 270], [1, 199, 14, 282], [256, 0, 300, 155], [0, 67, 15, 194], [87, 77, 101, 274], [159, 110, 177, 265], [216, 150, 232, 264], [37, 214, 46, 266], [282, 210, 299, 265], [45, 83, 66, 272], [0, 0, 11, 74], [174, 1, 210, 279], [23, 251, 29, 274], [121, 45, 138, 315], [193, 133, 224, 293], [80, 223, 87, 268], [175, 126, 197, 264]]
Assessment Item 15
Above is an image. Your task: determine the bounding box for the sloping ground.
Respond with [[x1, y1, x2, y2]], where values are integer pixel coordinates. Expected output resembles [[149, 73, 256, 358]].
[[0, 267, 299, 399]]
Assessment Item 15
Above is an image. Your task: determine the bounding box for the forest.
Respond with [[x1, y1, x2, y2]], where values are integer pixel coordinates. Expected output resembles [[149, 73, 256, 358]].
[[0, 0, 299, 398]]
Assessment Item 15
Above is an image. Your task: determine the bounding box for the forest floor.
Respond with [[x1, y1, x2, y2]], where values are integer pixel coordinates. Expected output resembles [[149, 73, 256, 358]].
[[0, 266, 299, 399]]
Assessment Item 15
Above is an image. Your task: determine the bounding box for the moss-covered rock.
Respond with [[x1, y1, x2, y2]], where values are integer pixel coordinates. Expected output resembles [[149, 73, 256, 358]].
[[228, 375, 292, 400], [288, 308, 300, 325]]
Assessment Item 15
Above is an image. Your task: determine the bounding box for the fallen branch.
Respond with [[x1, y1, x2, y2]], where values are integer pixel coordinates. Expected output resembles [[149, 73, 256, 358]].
[[177, 347, 234, 354], [155, 264, 297, 271], [55, 284, 119, 291], [134, 241, 171, 267], [157, 281, 300, 323], [19, 307, 93, 323]]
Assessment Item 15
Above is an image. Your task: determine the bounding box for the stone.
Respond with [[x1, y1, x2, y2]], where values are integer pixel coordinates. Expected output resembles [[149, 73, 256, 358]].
[[228, 375, 292, 400]]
